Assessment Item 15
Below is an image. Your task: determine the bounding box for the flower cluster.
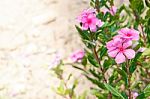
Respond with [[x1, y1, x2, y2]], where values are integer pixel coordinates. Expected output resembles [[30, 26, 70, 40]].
[[77, 8, 104, 32], [106, 28, 139, 64]]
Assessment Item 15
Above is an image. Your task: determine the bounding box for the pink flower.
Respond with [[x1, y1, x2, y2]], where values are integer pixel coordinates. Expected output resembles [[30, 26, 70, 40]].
[[109, 6, 117, 16], [102, 6, 117, 16], [102, 9, 109, 15], [70, 50, 85, 62], [132, 92, 138, 99], [77, 8, 104, 32], [118, 28, 139, 41], [48, 51, 62, 69], [137, 47, 146, 53], [107, 38, 135, 64]]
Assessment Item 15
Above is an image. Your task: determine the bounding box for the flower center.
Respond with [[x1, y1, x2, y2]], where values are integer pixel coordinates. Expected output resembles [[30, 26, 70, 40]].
[[87, 18, 92, 24], [119, 47, 124, 52], [127, 33, 131, 37]]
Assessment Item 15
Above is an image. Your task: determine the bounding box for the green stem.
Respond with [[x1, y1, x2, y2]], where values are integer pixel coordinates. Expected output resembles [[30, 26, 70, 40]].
[[126, 60, 132, 99]]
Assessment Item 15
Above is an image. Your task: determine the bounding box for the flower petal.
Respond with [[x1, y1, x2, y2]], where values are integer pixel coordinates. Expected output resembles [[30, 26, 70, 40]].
[[131, 29, 139, 40], [108, 49, 119, 58], [123, 40, 132, 48], [124, 49, 135, 59], [89, 24, 97, 32], [82, 23, 88, 30], [118, 28, 129, 35], [97, 20, 104, 27], [115, 52, 126, 64]]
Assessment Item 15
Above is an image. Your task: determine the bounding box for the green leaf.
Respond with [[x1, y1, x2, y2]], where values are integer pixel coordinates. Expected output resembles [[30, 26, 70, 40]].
[[70, 79, 78, 97], [67, 74, 72, 81], [75, 25, 90, 40], [137, 84, 150, 99], [131, 81, 142, 89], [91, 88, 107, 99], [86, 76, 106, 89], [103, 59, 112, 70], [116, 69, 128, 86], [121, 63, 127, 72], [144, 84, 150, 97], [81, 56, 87, 67], [72, 65, 88, 74], [104, 84, 125, 99], [145, 0, 150, 8], [109, 70, 118, 84], [87, 53, 99, 67], [121, 92, 128, 99], [57, 81, 65, 95], [129, 62, 137, 73], [146, 9, 150, 18], [99, 46, 107, 59], [130, 52, 142, 73], [89, 69, 103, 81], [129, 0, 144, 14], [52, 64, 63, 79], [136, 92, 146, 99], [142, 48, 150, 56], [134, 52, 142, 60], [78, 91, 87, 99]]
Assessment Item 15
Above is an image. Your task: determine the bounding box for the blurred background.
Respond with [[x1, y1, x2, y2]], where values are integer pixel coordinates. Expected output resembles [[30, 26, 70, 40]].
[[0, 0, 126, 99]]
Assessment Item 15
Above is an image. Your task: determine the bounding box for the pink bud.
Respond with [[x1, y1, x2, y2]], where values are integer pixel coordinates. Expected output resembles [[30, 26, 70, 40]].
[[70, 50, 85, 62]]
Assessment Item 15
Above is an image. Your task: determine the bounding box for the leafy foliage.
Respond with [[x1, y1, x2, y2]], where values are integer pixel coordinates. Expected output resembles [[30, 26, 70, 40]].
[[51, 0, 150, 99]]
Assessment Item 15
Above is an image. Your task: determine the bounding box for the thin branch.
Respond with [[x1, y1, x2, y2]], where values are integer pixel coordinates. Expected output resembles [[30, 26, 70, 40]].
[[126, 60, 132, 99], [95, 0, 100, 13], [139, 23, 146, 47], [89, 32, 112, 99]]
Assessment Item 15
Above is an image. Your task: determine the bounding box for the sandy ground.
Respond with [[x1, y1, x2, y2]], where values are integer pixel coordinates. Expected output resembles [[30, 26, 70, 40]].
[[0, 0, 126, 99], [0, 0, 90, 99]]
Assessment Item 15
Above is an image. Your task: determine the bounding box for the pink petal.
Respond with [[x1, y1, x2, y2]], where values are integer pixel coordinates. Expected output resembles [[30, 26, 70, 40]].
[[124, 49, 135, 59], [137, 47, 146, 52], [89, 24, 97, 32], [115, 52, 126, 64], [70, 55, 77, 62], [102, 9, 109, 14], [70, 50, 85, 62], [108, 49, 119, 58], [106, 40, 114, 49], [82, 23, 89, 30], [88, 14, 95, 19], [76, 51, 85, 58], [113, 35, 122, 39], [97, 20, 104, 27], [133, 92, 138, 99], [131, 29, 139, 40], [111, 6, 117, 15], [118, 28, 129, 35], [123, 40, 132, 48], [81, 17, 88, 23], [106, 40, 117, 51]]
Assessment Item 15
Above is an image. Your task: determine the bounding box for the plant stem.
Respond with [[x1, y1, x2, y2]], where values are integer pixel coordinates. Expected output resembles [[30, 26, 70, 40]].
[[60, 76, 72, 99], [140, 23, 146, 47], [95, 0, 100, 13], [133, 11, 146, 47], [89, 33, 112, 99], [93, 47, 107, 83], [126, 60, 132, 99], [93, 46, 112, 99]]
